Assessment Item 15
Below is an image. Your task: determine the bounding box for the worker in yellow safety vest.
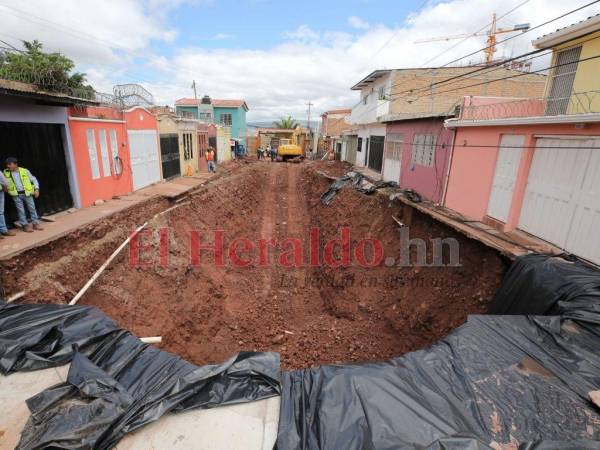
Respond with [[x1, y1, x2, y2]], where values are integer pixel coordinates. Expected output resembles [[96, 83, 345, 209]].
[[4, 157, 44, 233]]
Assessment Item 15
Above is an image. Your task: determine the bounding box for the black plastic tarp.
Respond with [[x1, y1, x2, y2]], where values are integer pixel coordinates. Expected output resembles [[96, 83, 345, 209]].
[[0, 303, 280, 450], [275, 254, 600, 449], [320, 172, 398, 204]]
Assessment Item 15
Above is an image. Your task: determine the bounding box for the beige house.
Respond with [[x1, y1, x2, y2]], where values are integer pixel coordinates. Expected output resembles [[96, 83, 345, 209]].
[[157, 114, 200, 177]]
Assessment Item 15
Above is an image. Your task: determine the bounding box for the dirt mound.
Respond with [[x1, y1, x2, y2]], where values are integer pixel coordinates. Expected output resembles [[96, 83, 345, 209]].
[[2, 161, 508, 370]]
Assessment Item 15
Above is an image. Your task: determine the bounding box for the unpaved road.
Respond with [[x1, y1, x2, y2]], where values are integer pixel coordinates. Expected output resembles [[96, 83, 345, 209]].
[[1, 161, 508, 370]]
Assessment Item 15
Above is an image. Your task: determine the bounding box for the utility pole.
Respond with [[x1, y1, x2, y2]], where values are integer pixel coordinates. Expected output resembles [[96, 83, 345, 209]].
[[306, 101, 314, 151], [191, 80, 198, 99], [306, 101, 313, 131]]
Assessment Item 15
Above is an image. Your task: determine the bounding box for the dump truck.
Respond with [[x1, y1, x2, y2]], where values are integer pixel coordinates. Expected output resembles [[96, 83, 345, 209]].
[[276, 126, 304, 160]]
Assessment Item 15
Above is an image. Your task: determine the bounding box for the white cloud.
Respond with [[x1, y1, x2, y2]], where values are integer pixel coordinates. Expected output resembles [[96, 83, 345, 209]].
[[1, 0, 599, 122], [348, 16, 370, 30], [283, 25, 320, 43]]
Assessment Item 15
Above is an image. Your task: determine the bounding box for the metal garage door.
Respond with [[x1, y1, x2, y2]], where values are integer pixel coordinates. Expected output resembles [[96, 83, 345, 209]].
[[519, 137, 600, 264], [128, 130, 161, 190], [159, 134, 180, 180], [487, 135, 525, 222]]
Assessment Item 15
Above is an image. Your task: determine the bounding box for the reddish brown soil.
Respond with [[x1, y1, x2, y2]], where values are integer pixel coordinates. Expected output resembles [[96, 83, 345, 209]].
[[1, 160, 508, 370]]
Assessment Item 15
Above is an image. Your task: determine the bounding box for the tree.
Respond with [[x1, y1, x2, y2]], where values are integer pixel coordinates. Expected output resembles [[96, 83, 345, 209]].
[[273, 115, 299, 129], [0, 40, 94, 98]]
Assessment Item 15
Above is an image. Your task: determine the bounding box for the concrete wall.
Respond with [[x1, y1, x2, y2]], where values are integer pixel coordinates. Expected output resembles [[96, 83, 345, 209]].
[[68, 116, 133, 207], [389, 68, 546, 117], [216, 126, 232, 162], [352, 123, 387, 167], [444, 121, 600, 230], [386, 118, 454, 203], [350, 75, 392, 125], [0, 96, 80, 207]]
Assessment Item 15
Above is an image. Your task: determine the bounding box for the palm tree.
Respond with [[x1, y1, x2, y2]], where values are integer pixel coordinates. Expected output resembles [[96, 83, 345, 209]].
[[273, 116, 299, 129]]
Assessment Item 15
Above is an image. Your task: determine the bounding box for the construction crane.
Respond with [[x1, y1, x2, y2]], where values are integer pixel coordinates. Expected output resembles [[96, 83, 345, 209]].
[[414, 14, 530, 65]]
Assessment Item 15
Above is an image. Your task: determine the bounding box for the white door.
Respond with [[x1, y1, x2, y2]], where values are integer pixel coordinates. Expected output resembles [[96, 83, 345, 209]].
[[128, 130, 161, 190], [487, 135, 525, 222], [383, 135, 403, 182], [519, 137, 600, 264]]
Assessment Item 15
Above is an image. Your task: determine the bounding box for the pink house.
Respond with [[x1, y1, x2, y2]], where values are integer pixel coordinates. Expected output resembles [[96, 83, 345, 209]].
[[442, 16, 600, 266], [444, 113, 600, 267], [383, 115, 454, 203]]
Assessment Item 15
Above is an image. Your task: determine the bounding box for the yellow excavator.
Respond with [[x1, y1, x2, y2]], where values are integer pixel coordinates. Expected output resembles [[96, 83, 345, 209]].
[[276, 126, 304, 160]]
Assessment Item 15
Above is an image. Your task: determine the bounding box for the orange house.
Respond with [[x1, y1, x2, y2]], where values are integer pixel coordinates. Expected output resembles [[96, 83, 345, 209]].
[[68, 106, 133, 207]]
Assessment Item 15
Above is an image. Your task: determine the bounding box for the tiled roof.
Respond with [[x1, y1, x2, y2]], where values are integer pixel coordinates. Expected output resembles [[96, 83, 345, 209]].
[[533, 14, 600, 47], [212, 99, 249, 110], [175, 98, 200, 105]]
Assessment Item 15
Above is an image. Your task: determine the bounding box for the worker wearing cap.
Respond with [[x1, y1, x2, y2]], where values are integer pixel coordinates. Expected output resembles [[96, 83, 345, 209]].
[[0, 171, 16, 238], [4, 157, 44, 233]]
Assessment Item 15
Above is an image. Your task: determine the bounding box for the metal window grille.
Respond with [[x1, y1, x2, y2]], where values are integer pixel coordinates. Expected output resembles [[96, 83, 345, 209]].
[[546, 46, 582, 116]]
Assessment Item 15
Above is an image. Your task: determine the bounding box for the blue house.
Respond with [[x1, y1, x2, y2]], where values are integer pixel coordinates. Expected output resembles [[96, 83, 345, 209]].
[[174, 96, 248, 146]]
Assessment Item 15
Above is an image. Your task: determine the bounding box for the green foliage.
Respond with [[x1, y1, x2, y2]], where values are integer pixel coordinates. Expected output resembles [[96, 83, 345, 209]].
[[273, 115, 299, 129], [0, 40, 94, 98]]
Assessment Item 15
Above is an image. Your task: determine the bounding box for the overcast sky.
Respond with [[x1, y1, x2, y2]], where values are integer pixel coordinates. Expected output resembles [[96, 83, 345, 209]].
[[1, 0, 598, 121]]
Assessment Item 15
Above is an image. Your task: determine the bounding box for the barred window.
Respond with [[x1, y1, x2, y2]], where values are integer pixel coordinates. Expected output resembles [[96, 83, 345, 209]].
[[411, 134, 436, 167]]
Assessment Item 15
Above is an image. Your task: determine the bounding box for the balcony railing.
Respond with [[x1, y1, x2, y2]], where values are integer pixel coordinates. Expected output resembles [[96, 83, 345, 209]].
[[459, 91, 600, 121]]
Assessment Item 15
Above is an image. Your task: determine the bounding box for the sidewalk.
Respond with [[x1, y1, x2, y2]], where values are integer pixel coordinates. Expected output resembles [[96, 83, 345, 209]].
[[0, 362, 279, 450], [0, 174, 213, 261]]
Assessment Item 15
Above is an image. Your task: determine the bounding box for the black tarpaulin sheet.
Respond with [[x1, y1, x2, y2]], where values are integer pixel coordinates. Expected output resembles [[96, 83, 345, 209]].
[[0, 303, 280, 450], [275, 254, 600, 449], [320, 172, 398, 204], [490, 254, 600, 321]]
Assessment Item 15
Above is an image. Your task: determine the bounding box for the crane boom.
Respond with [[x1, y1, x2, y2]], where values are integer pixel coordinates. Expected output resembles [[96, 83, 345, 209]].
[[413, 13, 530, 64]]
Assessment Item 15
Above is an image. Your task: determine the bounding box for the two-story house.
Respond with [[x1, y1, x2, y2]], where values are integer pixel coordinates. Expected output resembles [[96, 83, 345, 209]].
[[443, 14, 600, 265], [345, 67, 545, 186], [174, 96, 249, 147], [345, 70, 393, 171]]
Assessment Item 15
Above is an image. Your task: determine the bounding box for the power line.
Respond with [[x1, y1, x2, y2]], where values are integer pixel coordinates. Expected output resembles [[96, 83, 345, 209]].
[[358, 0, 600, 117], [420, 0, 532, 67], [350, 41, 600, 123], [429, 0, 600, 70]]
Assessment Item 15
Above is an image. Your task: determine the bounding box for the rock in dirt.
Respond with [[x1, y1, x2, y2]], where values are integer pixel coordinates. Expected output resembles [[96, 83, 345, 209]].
[[272, 334, 286, 345]]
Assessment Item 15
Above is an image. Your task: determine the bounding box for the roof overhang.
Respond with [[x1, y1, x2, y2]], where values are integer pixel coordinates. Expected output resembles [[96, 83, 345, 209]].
[[351, 70, 392, 90], [445, 113, 600, 128], [381, 112, 454, 123], [533, 15, 600, 48], [0, 79, 98, 106]]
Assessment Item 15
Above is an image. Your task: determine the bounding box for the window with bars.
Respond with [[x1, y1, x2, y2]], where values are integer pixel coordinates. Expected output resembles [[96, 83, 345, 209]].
[[220, 113, 232, 126], [411, 134, 436, 167], [546, 46, 581, 116], [386, 134, 404, 161], [183, 132, 194, 160]]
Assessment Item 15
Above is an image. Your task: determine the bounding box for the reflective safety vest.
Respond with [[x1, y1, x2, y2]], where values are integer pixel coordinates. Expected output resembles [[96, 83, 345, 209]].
[[4, 168, 35, 197]]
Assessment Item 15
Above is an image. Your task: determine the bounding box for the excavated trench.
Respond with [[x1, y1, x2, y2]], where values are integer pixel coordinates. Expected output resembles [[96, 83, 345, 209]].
[[1, 160, 508, 370]]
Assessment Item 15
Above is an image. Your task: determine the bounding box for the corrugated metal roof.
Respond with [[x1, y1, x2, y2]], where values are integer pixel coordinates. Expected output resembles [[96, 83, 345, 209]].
[[0, 78, 97, 105], [533, 14, 600, 46]]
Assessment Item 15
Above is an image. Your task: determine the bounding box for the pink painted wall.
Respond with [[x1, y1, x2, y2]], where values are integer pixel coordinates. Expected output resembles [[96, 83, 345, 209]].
[[444, 121, 600, 229], [122, 107, 157, 130], [386, 118, 454, 203]]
